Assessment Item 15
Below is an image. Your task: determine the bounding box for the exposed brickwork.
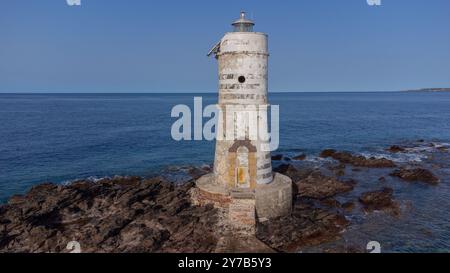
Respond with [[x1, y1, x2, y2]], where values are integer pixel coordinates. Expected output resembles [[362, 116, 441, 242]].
[[229, 196, 256, 235], [191, 187, 231, 208]]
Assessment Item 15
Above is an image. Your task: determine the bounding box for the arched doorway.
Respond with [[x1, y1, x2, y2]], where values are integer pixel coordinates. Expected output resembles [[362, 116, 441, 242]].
[[236, 146, 250, 188], [227, 140, 257, 190]]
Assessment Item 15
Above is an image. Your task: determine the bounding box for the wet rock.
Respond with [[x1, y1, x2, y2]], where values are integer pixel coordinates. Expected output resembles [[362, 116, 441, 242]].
[[387, 145, 406, 153], [345, 179, 358, 187], [359, 187, 399, 215], [320, 149, 337, 158], [292, 154, 306, 161], [320, 198, 341, 209], [341, 202, 355, 212], [390, 168, 439, 185], [320, 150, 396, 168], [296, 172, 354, 199], [271, 154, 283, 161], [335, 169, 345, 177], [273, 164, 314, 183], [187, 165, 212, 180], [378, 176, 386, 182], [256, 200, 349, 252]]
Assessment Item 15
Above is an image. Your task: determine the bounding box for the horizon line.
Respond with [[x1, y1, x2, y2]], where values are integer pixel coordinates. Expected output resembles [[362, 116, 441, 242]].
[[0, 90, 421, 94]]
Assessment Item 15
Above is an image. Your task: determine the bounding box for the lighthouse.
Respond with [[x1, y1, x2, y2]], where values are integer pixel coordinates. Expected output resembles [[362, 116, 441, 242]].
[[209, 11, 273, 189], [193, 12, 292, 233]]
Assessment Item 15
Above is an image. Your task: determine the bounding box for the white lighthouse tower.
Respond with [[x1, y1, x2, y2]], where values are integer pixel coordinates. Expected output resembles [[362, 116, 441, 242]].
[[194, 12, 292, 233], [209, 11, 273, 189]]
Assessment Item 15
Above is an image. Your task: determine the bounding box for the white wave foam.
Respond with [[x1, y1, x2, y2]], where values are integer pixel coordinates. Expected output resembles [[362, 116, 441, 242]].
[[360, 152, 426, 163], [61, 175, 115, 185]]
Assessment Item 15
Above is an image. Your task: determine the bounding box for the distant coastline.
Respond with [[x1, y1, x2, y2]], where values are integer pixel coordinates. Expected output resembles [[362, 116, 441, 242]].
[[403, 88, 450, 92]]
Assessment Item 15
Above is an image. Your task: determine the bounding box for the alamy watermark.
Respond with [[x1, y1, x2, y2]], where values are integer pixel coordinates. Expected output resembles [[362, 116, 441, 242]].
[[170, 97, 279, 152], [66, 241, 82, 253], [367, 241, 381, 253]]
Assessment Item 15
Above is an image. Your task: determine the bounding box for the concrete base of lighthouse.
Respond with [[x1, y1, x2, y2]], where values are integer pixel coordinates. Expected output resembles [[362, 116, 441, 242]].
[[191, 172, 292, 235]]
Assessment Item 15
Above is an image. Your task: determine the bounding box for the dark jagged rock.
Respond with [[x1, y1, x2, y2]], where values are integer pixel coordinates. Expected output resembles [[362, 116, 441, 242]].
[[275, 163, 354, 200], [187, 165, 212, 180], [295, 172, 354, 200], [390, 168, 439, 185], [273, 164, 314, 183], [0, 172, 353, 253], [341, 202, 355, 212], [320, 198, 341, 209], [0, 177, 219, 253], [320, 150, 396, 168], [387, 145, 406, 153], [320, 149, 337, 158], [335, 169, 345, 177], [271, 154, 283, 161], [256, 200, 349, 252], [359, 187, 399, 215]]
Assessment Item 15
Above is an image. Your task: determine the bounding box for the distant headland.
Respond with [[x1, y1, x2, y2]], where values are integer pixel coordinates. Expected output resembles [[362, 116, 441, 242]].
[[403, 88, 450, 92]]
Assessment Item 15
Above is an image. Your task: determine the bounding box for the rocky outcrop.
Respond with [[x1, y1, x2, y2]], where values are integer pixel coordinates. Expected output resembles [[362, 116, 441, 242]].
[[0, 177, 220, 253], [359, 187, 399, 215], [186, 165, 212, 180], [274, 164, 354, 200], [295, 172, 354, 200], [0, 171, 352, 253], [387, 145, 406, 153], [273, 164, 313, 183], [271, 154, 283, 161], [256, 200, 349, 252], [320, 150, 396, 168], [341, 202, 355, 212], [320, 149, 337, 158], [390, 168, 439, 185]]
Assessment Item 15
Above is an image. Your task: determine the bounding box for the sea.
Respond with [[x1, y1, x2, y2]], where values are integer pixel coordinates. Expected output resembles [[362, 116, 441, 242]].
[[0, 92, 449, 252]]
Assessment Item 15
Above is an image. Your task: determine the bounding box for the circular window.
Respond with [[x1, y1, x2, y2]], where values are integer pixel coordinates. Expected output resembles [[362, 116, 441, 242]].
[[238, 76, 246, 83]]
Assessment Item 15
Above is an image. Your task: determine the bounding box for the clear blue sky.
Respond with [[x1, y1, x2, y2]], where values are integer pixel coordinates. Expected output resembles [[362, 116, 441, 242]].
[[1, 0, 449, 93]]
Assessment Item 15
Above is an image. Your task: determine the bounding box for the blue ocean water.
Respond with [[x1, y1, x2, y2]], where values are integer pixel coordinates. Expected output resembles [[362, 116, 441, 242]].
[[0, 92, 449, 252]]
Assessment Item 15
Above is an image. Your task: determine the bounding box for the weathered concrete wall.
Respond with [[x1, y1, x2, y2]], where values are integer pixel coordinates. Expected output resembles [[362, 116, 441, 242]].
[[213, 31, 273, 187], [192, 173, 232, 208], [255, 172, 292, 220]]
